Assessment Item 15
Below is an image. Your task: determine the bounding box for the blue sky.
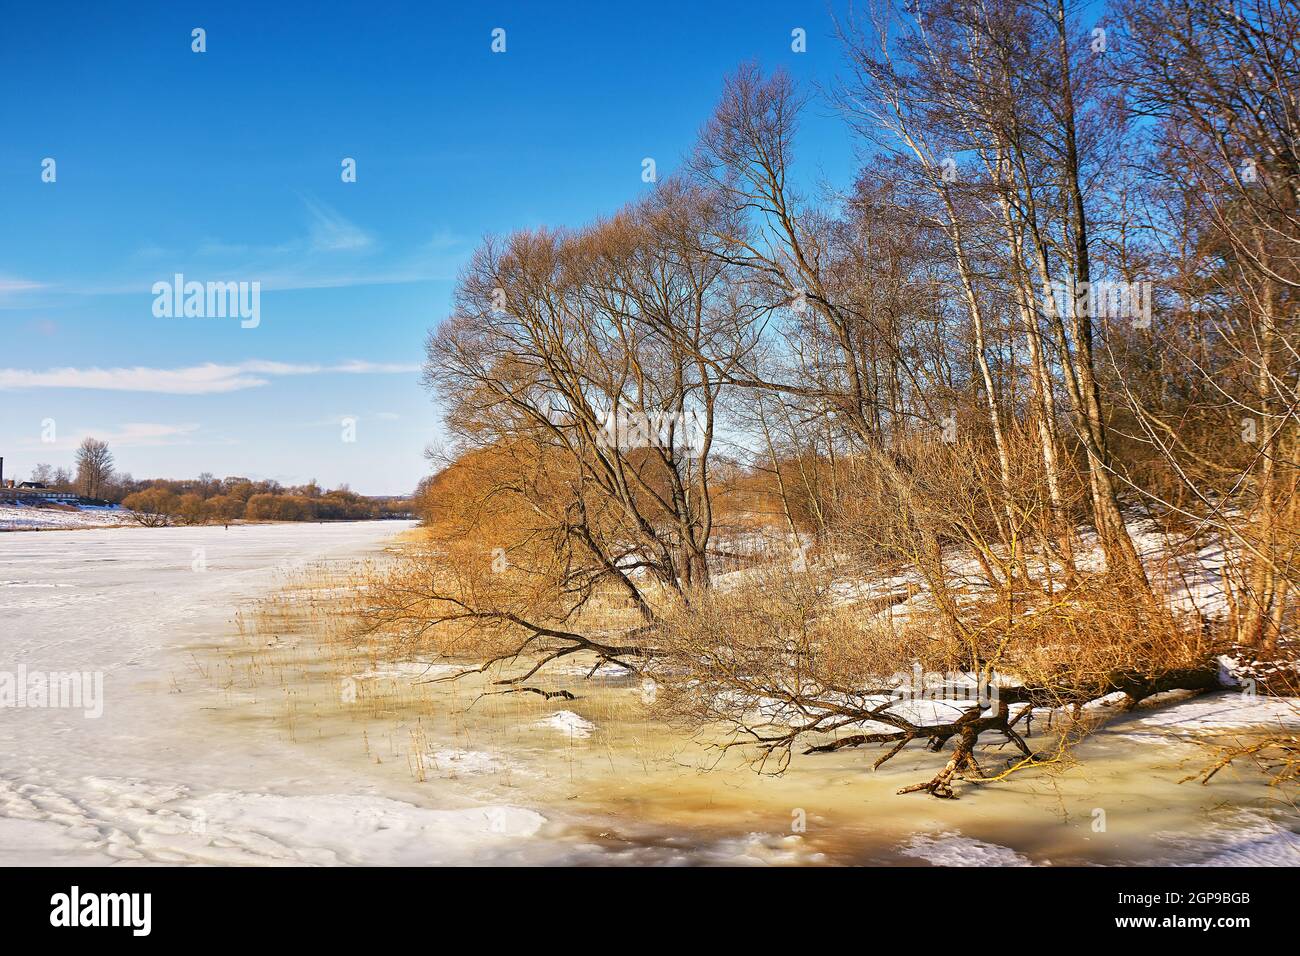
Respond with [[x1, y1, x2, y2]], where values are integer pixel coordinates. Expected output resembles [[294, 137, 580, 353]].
[[0, 1, 854, 495]]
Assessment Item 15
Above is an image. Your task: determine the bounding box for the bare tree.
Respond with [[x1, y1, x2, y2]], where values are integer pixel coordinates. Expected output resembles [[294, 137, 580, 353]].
[[74, 438, 114, 499], [407, 182, 743, 686], [390, 10, 1299, 795], [1111, 0, 1300, 649], [835, 0, 1149, 586]]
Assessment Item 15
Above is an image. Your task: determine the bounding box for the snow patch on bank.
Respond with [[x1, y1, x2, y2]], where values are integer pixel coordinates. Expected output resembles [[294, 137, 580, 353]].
[[0, 503, 132, 531], [900, 831, 1037, 867], [1132, 693, 1300, 731]]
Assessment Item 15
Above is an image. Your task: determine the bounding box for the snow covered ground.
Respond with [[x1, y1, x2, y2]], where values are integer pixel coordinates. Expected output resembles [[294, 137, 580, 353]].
[[0, 501, 133, 531]]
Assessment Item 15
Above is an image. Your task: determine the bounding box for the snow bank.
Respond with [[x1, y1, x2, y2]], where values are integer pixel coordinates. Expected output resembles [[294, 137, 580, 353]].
[[0, 502, 132, 531], [1132, 693, 1300, 731]]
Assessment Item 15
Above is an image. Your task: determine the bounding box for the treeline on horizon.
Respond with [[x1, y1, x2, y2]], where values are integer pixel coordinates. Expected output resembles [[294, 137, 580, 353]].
[[24, 441, 410, 526]]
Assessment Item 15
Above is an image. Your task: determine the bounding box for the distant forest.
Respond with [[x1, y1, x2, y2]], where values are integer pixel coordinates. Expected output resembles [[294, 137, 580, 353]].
[[24, 438, 410, 525]]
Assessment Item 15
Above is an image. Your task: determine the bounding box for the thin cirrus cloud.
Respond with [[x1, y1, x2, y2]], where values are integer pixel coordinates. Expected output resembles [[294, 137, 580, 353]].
[[196, 198, 375, 259], [10, 198, 462, 298], [304, 197, 375, 252], [31, 422, 204, 451], [0, 360, 419, 395], [0, 277, 45, 293], [0, 276, 47, 306]]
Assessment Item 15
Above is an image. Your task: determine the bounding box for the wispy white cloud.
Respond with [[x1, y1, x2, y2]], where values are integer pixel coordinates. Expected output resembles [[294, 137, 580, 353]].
[[21, 422, 202, 451], [0, 276, 47, 308], [108, 422, 201, 446], [11, 202, 471, 301], [46, 198, 431, 296], [0, 360, 419, 395], [0, 276, 45, 294], [303, 197, 375, 252]]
